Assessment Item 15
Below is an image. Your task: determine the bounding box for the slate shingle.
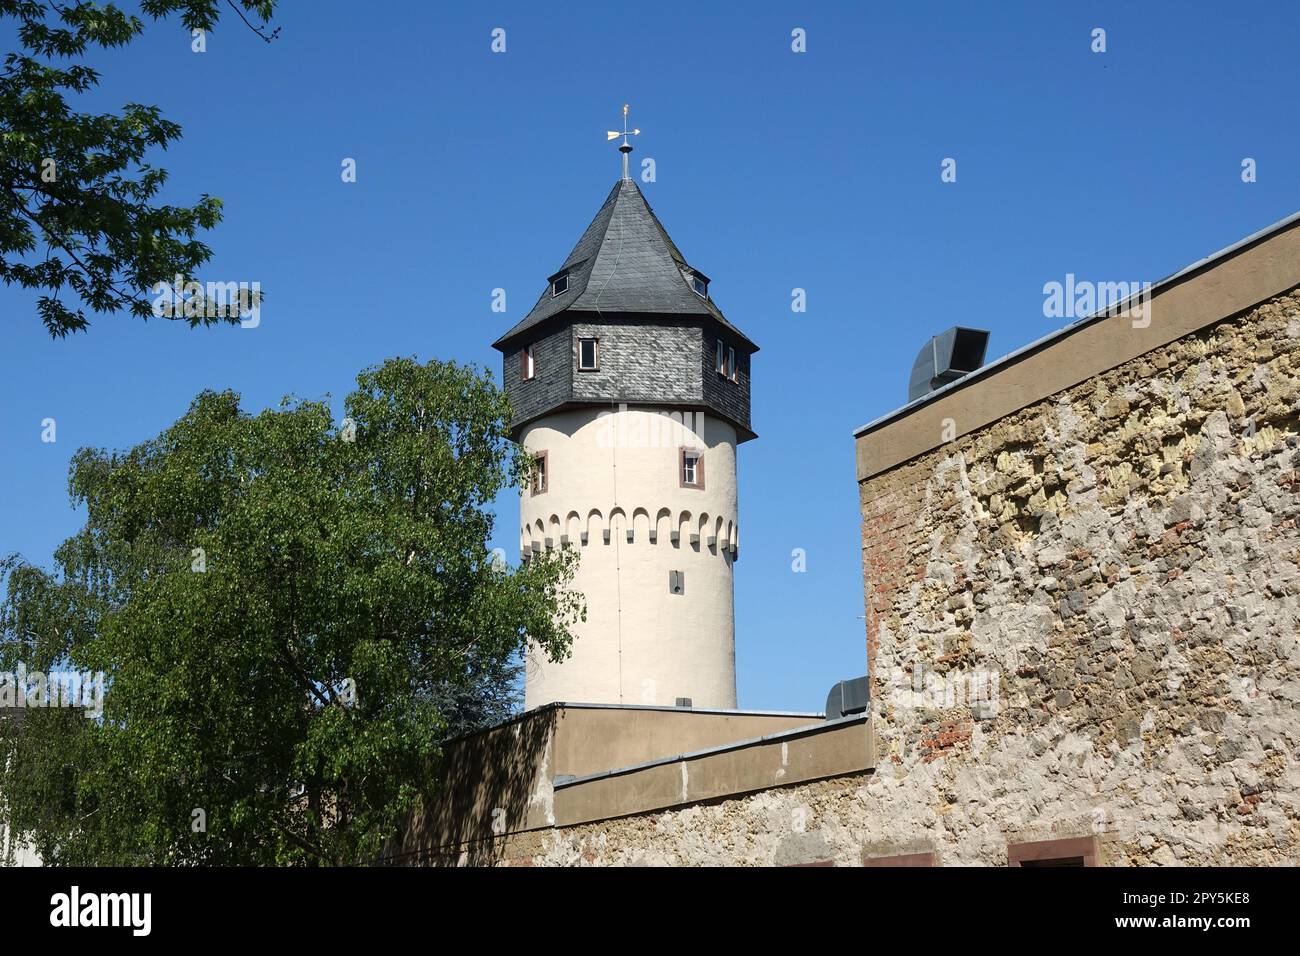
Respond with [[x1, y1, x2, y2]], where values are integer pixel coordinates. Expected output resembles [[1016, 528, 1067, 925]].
[[492, 179, 754, 350]]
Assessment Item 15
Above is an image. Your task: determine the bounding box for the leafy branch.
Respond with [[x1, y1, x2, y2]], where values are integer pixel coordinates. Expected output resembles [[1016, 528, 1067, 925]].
[[0, 0, 280, 335]]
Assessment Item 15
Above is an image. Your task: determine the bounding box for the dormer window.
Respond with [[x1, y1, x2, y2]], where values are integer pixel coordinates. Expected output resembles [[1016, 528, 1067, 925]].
[[682, 266, 710, 299], [551, 272, 569, 297]]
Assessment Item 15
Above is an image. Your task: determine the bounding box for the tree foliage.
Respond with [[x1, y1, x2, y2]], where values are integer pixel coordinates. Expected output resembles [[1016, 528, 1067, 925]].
[[0, 357, 582, 865], [1, 1, 278, 335]]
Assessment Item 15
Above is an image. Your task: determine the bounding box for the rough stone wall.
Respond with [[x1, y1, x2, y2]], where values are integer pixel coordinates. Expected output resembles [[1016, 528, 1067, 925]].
[[858, 286, 1300, 866], [469, 287, 1300, 867], [492, 774, 873, 867]]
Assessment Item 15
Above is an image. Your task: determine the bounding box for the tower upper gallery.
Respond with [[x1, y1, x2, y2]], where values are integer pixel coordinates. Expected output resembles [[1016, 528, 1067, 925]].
[[491, 178, 758, 441]]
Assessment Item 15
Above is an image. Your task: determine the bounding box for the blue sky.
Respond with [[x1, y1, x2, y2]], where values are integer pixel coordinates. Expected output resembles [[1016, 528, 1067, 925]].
[[2, 1, 1297, 712]]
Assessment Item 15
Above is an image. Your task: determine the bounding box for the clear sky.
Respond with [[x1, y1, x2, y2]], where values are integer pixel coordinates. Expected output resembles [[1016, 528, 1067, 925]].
[[2, 1, 1297, 712]]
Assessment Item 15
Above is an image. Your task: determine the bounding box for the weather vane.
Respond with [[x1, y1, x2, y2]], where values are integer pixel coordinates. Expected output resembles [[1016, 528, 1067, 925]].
[[606, 104, 640, 181]]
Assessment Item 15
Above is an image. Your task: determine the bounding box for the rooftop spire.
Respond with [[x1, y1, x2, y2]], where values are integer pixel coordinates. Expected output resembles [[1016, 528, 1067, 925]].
[[492, 176, 756, 354], [605, 103, 640, 181]]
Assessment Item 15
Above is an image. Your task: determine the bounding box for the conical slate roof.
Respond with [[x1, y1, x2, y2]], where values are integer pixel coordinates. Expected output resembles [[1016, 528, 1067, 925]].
[[492, 179, 755, 351]]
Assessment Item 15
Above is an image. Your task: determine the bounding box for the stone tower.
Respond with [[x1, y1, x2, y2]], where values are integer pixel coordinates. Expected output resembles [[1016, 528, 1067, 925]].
[[493, 172, 757, 711]]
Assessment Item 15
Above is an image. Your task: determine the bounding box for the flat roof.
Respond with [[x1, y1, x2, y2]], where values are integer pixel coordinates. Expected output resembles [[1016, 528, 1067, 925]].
[[553, 713, 864, 789], [441, 700, 824, 745], [544, 701, 823, 718]]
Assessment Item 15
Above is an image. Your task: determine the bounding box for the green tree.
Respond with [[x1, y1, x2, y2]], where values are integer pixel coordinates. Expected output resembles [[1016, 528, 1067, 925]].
[[0, 357, 582, 865], [1, 1, 278, 336]]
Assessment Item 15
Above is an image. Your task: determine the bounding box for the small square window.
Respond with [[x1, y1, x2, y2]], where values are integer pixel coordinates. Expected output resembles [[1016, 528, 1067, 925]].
[[551, 273, 569, 297], [521, 344, 535, 380], [692, 276, 708, 298], [680, 448, 704, 489], [530, 452, 548, 496], [578, 337, 599, 371], [728, 347, 737, 383], [1007, 836, 1100, 867]]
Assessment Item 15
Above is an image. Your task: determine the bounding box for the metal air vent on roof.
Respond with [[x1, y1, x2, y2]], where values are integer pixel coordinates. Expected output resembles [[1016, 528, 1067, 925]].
[[907, 327, 990, 402], [824, 675, 869, 719]]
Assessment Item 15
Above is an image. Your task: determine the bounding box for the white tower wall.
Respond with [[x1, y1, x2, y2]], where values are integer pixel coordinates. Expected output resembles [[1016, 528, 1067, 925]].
[[520, 406, 738, 710]]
